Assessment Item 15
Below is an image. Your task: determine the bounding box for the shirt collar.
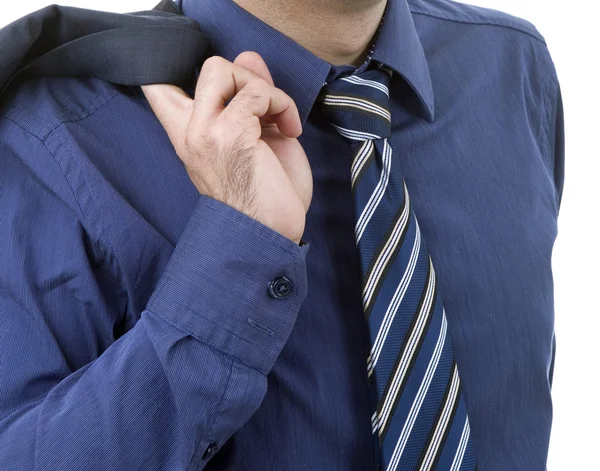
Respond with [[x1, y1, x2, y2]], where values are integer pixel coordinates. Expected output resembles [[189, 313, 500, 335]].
[[372, 0, 435, 121], [179, 0, 435, 123]]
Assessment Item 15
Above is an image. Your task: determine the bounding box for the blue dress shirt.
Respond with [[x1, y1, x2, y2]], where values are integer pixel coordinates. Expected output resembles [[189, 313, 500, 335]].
[[0, 0, 563, 470]]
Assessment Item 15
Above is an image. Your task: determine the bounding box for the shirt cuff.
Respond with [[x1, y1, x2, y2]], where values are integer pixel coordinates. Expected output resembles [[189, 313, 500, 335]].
[[147, 195, 310, 374]]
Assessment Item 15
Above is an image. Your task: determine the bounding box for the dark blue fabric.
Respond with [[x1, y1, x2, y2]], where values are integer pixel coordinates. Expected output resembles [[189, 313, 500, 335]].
[[0, 0, 563, 470]]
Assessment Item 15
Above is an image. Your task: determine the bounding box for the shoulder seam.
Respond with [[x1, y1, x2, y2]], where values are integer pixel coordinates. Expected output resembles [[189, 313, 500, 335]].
[[409, 7, 547, 45], [0, 114, 84, 220]]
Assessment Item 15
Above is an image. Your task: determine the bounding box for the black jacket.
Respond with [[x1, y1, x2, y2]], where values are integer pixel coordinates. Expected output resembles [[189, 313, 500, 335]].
[[0, 0, 210, 102]]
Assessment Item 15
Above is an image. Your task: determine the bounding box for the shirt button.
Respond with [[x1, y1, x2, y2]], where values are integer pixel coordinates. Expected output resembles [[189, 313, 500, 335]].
[[268, 276, 293, 299], [202, 442, 219, 460]]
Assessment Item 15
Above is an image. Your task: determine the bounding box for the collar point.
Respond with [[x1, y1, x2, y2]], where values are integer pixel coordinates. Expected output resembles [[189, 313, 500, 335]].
[[413, 90, 435, 122], [424, 102, 435, 123]]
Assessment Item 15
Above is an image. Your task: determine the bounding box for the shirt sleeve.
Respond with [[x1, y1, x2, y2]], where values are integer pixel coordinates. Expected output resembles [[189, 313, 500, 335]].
[[0, 118, 309, 470], [540, 46, 564, 386], [549, 81, 563, 387], [550, 82, 565, 213], [540, 45, 565, 215]]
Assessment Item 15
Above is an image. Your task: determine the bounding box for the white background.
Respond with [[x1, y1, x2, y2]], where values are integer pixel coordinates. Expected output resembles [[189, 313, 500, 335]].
[[2, 1, 599, 469]]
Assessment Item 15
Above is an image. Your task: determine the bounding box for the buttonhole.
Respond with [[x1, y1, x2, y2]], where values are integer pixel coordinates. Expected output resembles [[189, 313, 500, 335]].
[[247, 318, 274, 336]]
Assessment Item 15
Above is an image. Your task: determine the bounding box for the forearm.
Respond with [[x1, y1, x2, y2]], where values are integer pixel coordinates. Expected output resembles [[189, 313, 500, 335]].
[[0, 181, 309, 469]]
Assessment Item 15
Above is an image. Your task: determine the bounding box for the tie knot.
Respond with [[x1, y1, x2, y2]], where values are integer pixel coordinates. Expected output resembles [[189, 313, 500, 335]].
[[318, 64, 393, 142]]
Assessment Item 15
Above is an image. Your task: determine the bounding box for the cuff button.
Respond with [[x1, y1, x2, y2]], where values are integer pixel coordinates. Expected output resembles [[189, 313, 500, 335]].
[[268, 276, 293, 299]]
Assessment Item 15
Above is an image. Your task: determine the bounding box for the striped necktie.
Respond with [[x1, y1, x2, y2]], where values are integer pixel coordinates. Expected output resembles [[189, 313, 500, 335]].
[[318, 64, 478, 471]]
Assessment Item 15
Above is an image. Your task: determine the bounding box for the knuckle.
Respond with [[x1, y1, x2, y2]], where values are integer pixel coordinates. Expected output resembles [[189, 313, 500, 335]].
[[201, 55, 226, 74], [237, 51, 263, 63], [197, 56, 228, 87], [209, 122, 229, 147], [237, 79, 268, 106], [198, 60, 221, 86], [247, 76, 268, 93], [239, 92, 263, 113]]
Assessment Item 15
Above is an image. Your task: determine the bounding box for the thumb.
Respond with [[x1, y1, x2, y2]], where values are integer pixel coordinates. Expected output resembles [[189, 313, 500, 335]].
[[141, 84, 193, 149]]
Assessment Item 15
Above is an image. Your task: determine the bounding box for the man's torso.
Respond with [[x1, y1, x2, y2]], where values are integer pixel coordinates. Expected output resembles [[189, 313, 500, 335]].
[[0, 0, 561, 469]]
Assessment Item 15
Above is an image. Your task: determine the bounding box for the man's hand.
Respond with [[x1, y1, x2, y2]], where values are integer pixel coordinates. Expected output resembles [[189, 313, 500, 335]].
[[142, 52, 313, 244]]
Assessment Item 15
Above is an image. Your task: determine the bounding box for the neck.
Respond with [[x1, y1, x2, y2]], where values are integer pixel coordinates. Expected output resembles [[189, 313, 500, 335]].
[[232, 0, 388, 67]]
